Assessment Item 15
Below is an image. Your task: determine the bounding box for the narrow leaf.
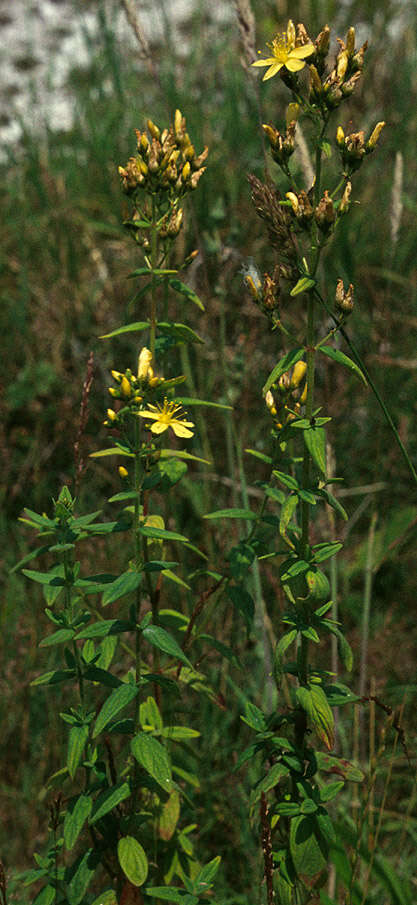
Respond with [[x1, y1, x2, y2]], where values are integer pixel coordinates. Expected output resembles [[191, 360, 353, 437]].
[[168, 278, 205, 310], [304, 427, 327, 475], [320, 345, 367, 384], [102, 571, 142, 606], [263, 347, 305, 394], [89, 781, 131, 824], [296, 684, 335, 749], [64, 795, 93, 850], [92, 683, 139, 737], [290, 276, 316, 296]]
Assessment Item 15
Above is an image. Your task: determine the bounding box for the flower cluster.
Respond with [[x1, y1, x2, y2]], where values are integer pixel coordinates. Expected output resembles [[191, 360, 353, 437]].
[[104, 347, 194, 440], [336, 122, 385, 172], [265, 361, 307, 430], [118, 110, 208, 200]]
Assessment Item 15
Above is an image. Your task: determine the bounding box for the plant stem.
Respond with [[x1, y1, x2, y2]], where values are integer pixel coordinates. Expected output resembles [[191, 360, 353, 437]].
[[149, 195, 158, 361]]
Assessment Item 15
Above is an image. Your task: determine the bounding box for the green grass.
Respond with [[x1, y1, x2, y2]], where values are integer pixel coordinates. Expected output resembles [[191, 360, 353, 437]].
[[1, 1, 416, 902]]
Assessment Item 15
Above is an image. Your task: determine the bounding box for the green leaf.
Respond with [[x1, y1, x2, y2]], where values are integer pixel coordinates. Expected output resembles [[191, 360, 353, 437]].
[[313, 541, 343, 562], [157, 322, 204, 344], [90, 891, 117, 905], [161, 726, 200, 741], [280, 494, 298, 545], [146, 889, 195, 903], [90, 447, 134, 458], [304, 426, 326, 475], [100, 320, 149, 339], [315, 486, 348, 521], [296, 684, 335, 750], [32, 886, 55, 905], [327, 625, 353, 671], [316, 752, 364, 782], [280, 558, 310, 581], [118, 836, 148, 886], [194, 855, 222, 890], [140, 525, 189, 542], [263, 346, 305, 395], [274, 802, 301, 817], [64, 795, 93, 850], [31, 669, 75, 687], [204, 507, 257, 520], [66, 849, 98, 905], [245, 448, 273, 465], [159, 448, 211, 464], [142, 625, 192, 667], [168, 277, 205, 310], [290, 815, 327, 884], [320, 780, 344, 803], [83, 665, 122, 688], [323, 682, 359, 706], [256, 763, 290, 798], [131, 732, 172, 791], [39, 628, 75, 647], [75, 619, 133, 640], [290, 276, 316, 296], [102, 571, 142, 606], [22, 569, 65, 587], [177, 396, 232, 410], [92, 683, 139, 737], [273, 470, 299, 491], [67, 725, 89, 778], [320, 345, 367, 384], [89, 781, 131, 824]]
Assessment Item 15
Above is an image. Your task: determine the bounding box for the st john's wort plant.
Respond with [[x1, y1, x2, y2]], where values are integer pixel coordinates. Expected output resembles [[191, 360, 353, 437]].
[[16, 111, 221, 905], [207, 18, 387, 905]]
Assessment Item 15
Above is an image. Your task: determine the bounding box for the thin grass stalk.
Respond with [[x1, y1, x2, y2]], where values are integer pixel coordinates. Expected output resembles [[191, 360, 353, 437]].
[[359, 509, 377, 759]]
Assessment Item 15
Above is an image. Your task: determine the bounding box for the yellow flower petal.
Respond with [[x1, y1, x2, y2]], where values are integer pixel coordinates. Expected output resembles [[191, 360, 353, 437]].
[[171, 422, 194, 438], [263, 63, 284, 80], [285, 58, 308, 73], [150, 421, 169, 434], [290, 43, 315, 59]]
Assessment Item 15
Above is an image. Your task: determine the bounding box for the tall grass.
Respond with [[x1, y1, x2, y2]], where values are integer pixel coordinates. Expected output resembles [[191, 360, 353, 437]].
[[1, 1, 416, 902]]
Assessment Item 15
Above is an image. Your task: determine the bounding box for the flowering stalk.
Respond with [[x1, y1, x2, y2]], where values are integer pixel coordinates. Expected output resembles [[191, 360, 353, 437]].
[[222, 18, 387, 902]]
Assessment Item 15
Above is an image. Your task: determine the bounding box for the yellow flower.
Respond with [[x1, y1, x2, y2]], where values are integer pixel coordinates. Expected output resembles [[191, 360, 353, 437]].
[[138, 399, 194, 438], [252, 21, 314, 81]]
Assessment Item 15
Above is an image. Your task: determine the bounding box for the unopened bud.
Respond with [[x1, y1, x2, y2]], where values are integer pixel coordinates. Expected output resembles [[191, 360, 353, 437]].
[[290, 361, 307, 388], [346, 27, 355, 55], [341, 71, 361, 97], [121, 375, 132, 397], [286, 103, 300, 127], [309, 64, 323, 99], [107, 408, 117, 421], [138, 347, 153, 379], [278, 372, 291, 392], [108, 387, 118, 397], [339, 181, 352, 214], [337, 49, 349, 79], [336, 125, 345, 146], [287, 19, 296, 47], [286, 191, 299, 214], [299, 383, 308, 405], [119, 466, 129, 478], [147, 119, 160, 140], [367, 121, 386, 151], [181, 161, 191, 181], [111, 370, 123, 382], [174, 108, 183, 138]]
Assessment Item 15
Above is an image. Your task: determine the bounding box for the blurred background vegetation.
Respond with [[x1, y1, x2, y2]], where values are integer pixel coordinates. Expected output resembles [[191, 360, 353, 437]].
[[1, 0, 416, 902]]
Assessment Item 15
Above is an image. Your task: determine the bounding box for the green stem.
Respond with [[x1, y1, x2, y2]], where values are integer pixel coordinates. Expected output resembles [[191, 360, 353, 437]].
[[63, 549, 84, 706], [301, 295, 316, 556], [149, 196, 158, 362], [133, 419, 143, 719]]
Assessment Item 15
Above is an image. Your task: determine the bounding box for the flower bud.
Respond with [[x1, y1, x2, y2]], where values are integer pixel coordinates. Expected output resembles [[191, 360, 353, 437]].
[[119, 466, 129, 478], [346, 27, 355, 55], [121, 375, 132, 397], [286, 103, 300, 127], [336, 49, 349, 79], [147, 119, 160, 140], [290, 361, 307, 388], [299, 382, 308, 405], [138, 347, 153, 379], [111, 370, 123, 382], [309, 64, 323, 100], [182, 161, 191, 181], [286, 191, 299, 214], [108, 387, 118, 397], [315, 24, 330, 57], [107, 408, 117, 421], [336, 125, 345, 147], [339, 181, 351, 214], [366, 121, 386, 151]]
